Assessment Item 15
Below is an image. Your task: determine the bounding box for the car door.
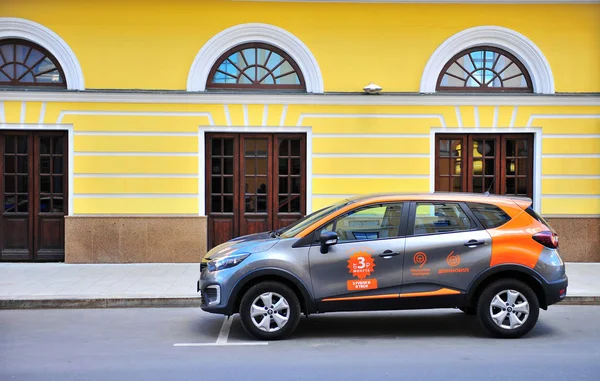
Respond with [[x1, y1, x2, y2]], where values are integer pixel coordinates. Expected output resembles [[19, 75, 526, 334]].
[[402, 201, 492, 296], [308, 202, 408, 306]]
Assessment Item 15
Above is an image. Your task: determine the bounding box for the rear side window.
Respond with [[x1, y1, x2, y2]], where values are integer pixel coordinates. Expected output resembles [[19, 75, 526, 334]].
[[525, 206, 553, 229], [467, 202, 511, 229]]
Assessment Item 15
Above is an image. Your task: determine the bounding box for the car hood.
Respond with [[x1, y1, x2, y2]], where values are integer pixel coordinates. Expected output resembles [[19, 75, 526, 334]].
[[203, 232, 278, 261]]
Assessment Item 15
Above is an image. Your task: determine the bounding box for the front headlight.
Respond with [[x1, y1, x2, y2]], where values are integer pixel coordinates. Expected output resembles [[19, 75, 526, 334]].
[[207, 253, 250, 272]]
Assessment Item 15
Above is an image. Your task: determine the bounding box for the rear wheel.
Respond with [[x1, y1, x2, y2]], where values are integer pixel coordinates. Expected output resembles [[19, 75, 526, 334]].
[[239, 281, 301, 340], [477, 278, 539, 338]]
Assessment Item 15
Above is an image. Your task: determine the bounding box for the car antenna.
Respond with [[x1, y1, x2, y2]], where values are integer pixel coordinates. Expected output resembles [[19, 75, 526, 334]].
[[484, 176, 496, 196]]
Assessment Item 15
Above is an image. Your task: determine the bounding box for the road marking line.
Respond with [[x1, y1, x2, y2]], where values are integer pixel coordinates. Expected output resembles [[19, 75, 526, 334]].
[[216, 316, 233, 344], [173, 342, 268, 347]]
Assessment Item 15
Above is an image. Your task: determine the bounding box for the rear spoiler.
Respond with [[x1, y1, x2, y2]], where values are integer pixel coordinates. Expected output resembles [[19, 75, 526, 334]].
[[509, 196, 533, 210]]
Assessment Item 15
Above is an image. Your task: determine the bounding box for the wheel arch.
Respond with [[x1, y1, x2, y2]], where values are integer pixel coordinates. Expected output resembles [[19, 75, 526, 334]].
[[230, 268, 316, 315], [466, 265, 548, 309]]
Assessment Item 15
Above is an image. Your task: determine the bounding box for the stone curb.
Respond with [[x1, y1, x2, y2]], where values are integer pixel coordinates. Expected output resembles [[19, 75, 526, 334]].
[[1, 295, 599, 310], [0, 297, 200, 309]]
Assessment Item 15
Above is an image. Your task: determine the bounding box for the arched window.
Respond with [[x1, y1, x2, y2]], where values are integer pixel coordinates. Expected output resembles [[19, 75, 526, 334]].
[[207, 43, 305, 91], [436, 47, 532, 92], [0, 39, 66, 88]]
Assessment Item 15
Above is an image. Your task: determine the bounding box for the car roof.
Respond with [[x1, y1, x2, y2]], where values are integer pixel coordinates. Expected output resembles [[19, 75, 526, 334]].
[[343, 192, 532, 207]]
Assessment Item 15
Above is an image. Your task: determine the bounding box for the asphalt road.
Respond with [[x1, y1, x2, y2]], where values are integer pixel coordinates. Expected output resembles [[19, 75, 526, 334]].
[[1, 306, 599, 381]]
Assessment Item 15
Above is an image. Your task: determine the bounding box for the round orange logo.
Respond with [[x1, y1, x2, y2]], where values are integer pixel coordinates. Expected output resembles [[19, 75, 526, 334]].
[[446, 251, 461, 267], [413, 252, 427, 268], [347, 252, 375, 280]]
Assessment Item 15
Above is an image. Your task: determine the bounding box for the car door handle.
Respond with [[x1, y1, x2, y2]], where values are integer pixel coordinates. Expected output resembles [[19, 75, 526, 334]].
[[379, 250, 400, 258], [464, 240, 485, 247]]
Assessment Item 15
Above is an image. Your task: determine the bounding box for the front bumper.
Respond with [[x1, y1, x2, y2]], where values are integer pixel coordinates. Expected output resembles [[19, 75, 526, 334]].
[[544, 274, 568, 307]]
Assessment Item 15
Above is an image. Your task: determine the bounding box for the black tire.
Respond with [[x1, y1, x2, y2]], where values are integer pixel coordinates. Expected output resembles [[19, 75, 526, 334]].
[[477, 278, 540, 339], [239, 281, 301, 340], [459, 306, 477, 315]]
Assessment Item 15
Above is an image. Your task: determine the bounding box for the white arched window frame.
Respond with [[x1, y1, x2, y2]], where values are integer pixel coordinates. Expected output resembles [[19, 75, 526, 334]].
[[187, 23, 324, 94], [421, 26, 554, 94], [0, 17, 85, 90]]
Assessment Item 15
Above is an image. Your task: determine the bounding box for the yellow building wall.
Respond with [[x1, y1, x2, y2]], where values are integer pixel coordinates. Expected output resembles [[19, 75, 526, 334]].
[[1, 100, 597, 216], [3, 0, 600, 93]]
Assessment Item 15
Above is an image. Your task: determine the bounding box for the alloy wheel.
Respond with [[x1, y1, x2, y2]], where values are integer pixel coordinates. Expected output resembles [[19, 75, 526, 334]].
[[489, 289, 530, 330], [250, 292, 290, 332]]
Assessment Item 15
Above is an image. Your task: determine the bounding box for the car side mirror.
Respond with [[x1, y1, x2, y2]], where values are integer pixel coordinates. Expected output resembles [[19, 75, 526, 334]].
[[320, 231, 338, 254]]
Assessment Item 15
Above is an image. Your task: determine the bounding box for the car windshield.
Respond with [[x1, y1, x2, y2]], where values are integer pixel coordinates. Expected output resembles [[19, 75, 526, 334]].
[[278, 199, 351, 239]]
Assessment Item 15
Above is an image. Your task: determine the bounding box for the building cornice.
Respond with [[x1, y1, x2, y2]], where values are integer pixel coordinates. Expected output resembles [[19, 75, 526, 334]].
[[0, 90, 599, 106]]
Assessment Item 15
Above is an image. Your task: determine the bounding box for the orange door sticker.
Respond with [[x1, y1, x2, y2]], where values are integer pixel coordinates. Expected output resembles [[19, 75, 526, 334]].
[[411, 252, 431, 276], [446, 251, 460, 266], [347, 252, 377, 291], [347, 252, 376, 279], [347, 279, 378, 291]]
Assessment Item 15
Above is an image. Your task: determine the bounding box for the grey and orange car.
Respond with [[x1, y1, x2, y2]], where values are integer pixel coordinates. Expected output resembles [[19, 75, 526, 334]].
[[198, 193, 567, 340]]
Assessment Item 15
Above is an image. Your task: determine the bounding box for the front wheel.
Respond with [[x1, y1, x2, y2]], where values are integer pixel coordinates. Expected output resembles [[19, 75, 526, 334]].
[[477, 278, 539, 338], [239, 281, 301, 340]]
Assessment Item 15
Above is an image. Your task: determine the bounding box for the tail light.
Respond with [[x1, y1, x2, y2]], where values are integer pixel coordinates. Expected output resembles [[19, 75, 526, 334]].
[[533, 231, 559, 249]]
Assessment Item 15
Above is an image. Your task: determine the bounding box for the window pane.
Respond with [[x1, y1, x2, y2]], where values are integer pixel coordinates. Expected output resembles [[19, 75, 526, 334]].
[[467, 202, 511, 229], [5, 175, 15, 193], [414, 202, 471, 235], [17, 136, 27, 153], [4, 195, 16, 212], [211, 177, 222, 193], [19, 195, 30, 213], [53, 197, 64, 213], [211, 196, 221, 213], [323, 203, 403, 242], [53, 176, 63, 194], [17, 175, 27, 193]]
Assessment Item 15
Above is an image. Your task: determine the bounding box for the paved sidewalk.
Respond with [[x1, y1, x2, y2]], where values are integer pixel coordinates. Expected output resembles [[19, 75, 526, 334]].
[[0, 262, 599, 309]]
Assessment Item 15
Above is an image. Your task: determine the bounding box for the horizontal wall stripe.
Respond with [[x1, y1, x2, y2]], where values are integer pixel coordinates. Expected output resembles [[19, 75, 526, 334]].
[[74, 135, 198, 153], [542, 195, 600, 199], [74, 177, 198, 194], [528, 114, 600, 127], [57, 110, 214, 125], [73, 194, 198, 198], [313, 174, 429, 179], [542, 175, 600, 179], [307, 117, 443, 135], [74, 173, 199, 178], [313, 157, 430, 175], [534, 118, 600, 134], [313, 137, 429, 154], [541, 198, 600, 215], [542, 154, 600, 158], [62, 114, 212, 132], [74, 152, 198, 157], [313, 134, 429, 138], [312, 153, 430, 158], [542, 179, 600, 195], [298, 113, 446, 128], [73, 198, 198, 215], [542, 138, 600, 155], [75, 131, 198, 136], [74, 156, 198, 174], [542, 134, 600, 139], [313, 178, 430, 195], [541, 158, 600, 176]]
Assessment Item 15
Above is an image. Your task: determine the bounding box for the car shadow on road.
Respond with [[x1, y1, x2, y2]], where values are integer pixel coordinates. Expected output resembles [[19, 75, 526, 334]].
[[287, 309, 556, 340]]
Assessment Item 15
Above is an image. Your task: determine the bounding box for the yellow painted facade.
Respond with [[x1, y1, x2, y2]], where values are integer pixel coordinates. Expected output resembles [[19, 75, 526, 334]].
[[1, 0, 599, 222]]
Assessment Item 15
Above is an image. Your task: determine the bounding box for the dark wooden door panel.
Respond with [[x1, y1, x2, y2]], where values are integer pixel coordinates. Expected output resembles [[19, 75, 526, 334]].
[[208, 218, 235, 249], [240, 135, 272, 237], [206, 133, 307, 251], [1, 132, 34, 261], [34, 133, 67, 260], [273, 135, 306, 230]]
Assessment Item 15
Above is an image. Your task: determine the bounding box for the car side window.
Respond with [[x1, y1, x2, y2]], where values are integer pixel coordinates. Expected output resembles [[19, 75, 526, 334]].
[[413, 202, 471, 235], [317, 203, 404, 243], [467, 202, 512, 229]]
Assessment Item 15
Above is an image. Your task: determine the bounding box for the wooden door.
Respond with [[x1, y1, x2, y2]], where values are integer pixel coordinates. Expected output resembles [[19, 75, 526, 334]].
[[206, 133, 306, 249], [34, 133, 68, 261], [0, 132, 33, 260], [0, 131, 67, 261]]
